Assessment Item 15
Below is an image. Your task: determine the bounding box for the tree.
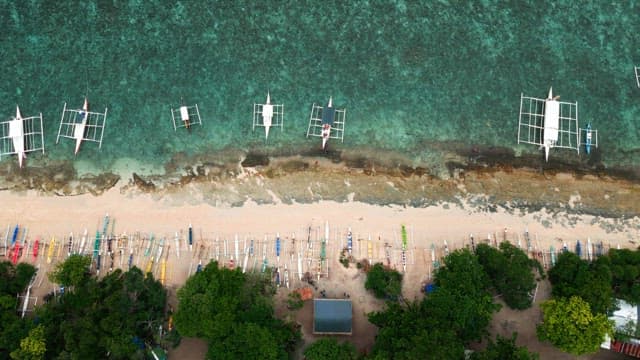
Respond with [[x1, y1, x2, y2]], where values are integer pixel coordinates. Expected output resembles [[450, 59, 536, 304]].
[[174, 262, 300, 358], [470, 333, 538, 360], [608, 248, 640, 304], [548, 252, 613, 314], [0, 261, 37, 297], [365, 263, 403, 299], [368, 249, 498, 359], [36, 266, 165, 359], [304, 338, 357, 360], [47, 254, 91, 289], [431, 249, 499, 343], [207, 323, 281, 360], [537, 296, 613, 355], [476, 242, 537, 310], [10, 324, 46, 360], [0, 261, 37, 358], [368, 300, 465, 359]]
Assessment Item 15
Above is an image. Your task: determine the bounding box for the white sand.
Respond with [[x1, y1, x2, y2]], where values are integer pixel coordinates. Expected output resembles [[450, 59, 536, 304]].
[[4, 187, 639, 355], [4, 187, 638, 292]]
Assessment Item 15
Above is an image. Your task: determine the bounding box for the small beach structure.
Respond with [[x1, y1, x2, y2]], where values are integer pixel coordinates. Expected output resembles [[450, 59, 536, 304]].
[[518, 87, 579, 162], [57, 97, 107, 154], [0, 106, 44, 168], [313, 298, 352, 335], [170, 99, 201, 131], [253, 92, 283, 140], [306, 97, 346, 149]]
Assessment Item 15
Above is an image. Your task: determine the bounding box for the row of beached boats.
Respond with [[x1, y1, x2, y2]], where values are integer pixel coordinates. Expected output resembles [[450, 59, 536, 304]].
[[1, 93, 346, 168]]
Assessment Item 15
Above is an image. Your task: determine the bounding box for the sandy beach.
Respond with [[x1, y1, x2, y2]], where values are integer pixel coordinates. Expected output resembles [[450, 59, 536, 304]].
[[3, 182, 639, 295], [2, 161, 640, 358]]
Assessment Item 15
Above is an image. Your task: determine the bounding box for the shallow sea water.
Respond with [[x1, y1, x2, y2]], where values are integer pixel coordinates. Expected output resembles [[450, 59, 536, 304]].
[[1, 1, 639, 175]]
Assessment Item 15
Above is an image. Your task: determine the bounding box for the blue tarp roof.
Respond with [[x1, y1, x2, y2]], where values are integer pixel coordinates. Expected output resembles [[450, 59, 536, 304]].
[[321, 106, 336, 125], [313, 299, 352, 334]]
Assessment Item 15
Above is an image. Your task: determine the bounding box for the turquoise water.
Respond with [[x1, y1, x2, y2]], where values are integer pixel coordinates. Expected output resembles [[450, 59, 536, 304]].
[[2, 1, 640, 173]]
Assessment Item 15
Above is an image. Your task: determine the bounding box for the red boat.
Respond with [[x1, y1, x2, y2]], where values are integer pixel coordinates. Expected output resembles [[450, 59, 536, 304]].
[[11, 242, 21, 264], [33, 237, 39, 260]]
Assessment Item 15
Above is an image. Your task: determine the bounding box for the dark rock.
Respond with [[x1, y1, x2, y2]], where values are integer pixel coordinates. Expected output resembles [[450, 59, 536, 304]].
[[132, 173, 155, 192], [241, 152, 270, 167]]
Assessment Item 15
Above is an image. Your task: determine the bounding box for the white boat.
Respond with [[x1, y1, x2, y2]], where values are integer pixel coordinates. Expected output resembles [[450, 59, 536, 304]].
[[10, 106, 26, 168], [306, 97, 346, 149], [518, 87, 579, 162], [321, 97, 333, 149], [262, 93, 274, 139], [73, 98, 89, 154], [543, 87, 560, 162]]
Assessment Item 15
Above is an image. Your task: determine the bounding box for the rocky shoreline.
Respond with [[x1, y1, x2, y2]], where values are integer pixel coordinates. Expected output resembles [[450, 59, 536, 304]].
[[1, 146, 639, 221]]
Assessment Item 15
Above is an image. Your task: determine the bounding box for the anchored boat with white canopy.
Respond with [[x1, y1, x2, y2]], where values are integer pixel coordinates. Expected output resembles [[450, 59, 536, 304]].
[[0, 106, 45, 168], [57, 97, 108, 154], [170, 99, 202, 131], [253, 92, 283, 140], [518, 87, 580, 162], [306, 97, 346, 149]]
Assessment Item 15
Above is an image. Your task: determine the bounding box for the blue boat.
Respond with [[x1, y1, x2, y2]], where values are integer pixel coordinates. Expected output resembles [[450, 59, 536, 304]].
[[10, 225, 18, 246]]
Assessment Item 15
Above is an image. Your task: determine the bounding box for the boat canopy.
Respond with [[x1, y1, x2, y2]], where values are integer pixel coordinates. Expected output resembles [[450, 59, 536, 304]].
[[170, 101, 202, 131], [306, 97, 346, 146]]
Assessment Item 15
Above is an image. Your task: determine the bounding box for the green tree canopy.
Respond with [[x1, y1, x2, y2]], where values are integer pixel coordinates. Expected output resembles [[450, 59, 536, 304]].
[[431, 248, 499, 343], [368, 300, 465, 359], [365, 263, 403, 299], [470, 333, 538, 360], [368, 249, 499, 358], [476, 242, 537, 310], [0, 261, 37, 296], [37, 266, 166, 359], [47, 254, 91, 289], [608, 248, 640, 305], [174, 262, 300, 359], [303, 338, 358, 360], [0, 261, 37, 358], [10, 324, 46, 360], [537, 296, 614, 355], [548, 252, 613, 314]]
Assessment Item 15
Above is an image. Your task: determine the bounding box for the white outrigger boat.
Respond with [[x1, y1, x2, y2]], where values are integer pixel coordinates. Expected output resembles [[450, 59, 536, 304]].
[[0, 106, 45, 168], [252, 92, 283, 140], [306, 97, 346, 149], [57, 97, 108, 155], [518, 87, 580, 162], [170, 99, 202, 131]]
